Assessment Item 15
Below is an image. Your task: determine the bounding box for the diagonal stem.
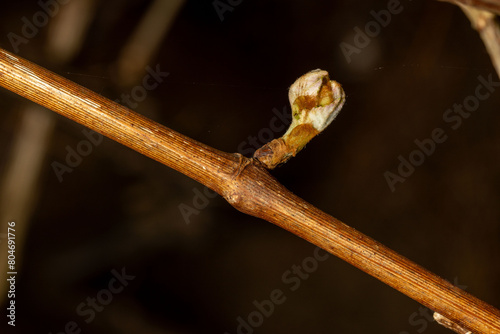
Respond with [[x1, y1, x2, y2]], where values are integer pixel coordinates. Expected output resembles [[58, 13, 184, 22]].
[[437, 0, 500, 15], [0, 48, 499, 333]]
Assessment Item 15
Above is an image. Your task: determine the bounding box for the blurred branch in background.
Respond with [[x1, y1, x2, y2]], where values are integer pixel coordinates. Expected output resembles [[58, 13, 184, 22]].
[[439, 0, 500, 77], [0, 0, 97, 303], [45, 0, 97, 64], [438, 0, 500, 15], [0, 105, 54, 300], [460, 4, 500, 77], [115, 0, 185, 86]]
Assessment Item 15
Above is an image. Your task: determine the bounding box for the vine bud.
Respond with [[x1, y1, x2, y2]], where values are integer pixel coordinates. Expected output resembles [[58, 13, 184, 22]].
[[254, 69, 345, 169]]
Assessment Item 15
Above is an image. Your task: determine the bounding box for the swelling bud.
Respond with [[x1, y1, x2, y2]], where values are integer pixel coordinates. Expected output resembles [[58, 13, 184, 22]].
[[254, 69, 345, 169]]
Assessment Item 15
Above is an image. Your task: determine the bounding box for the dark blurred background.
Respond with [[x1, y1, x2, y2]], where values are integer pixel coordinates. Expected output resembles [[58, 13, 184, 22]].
[[0, 0, 499, 333]]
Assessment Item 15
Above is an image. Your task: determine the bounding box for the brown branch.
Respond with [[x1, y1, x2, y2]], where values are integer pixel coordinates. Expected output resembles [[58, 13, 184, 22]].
[[0, 48, 499, 333], [438, 0, 500, 15]]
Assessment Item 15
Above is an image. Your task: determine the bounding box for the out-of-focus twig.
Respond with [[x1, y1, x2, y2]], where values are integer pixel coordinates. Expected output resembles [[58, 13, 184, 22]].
[[438, 0, 500, 15], [0, 0, 97, 304], [0, 106, 54, 296], [116, 0, 185, 86], [459, 4, 500, 77], [439, 0, 500, 77], [45, 0, 97, 63]]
